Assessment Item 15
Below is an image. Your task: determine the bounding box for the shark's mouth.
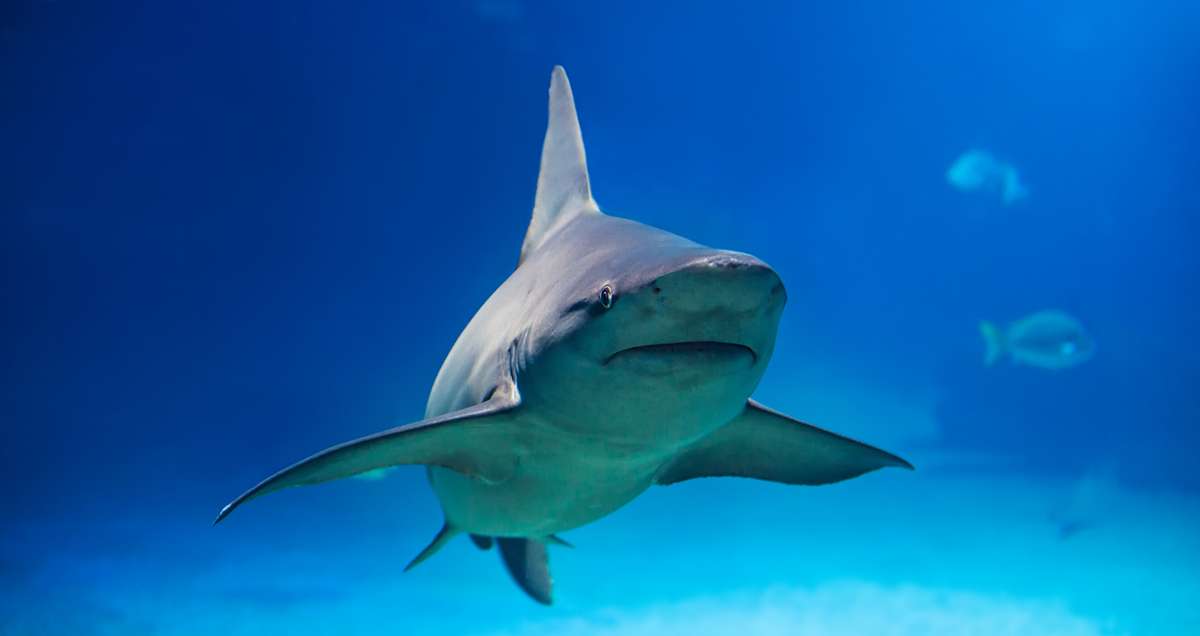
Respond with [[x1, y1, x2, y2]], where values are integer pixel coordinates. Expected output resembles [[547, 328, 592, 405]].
[[603, 341, 757, 366]]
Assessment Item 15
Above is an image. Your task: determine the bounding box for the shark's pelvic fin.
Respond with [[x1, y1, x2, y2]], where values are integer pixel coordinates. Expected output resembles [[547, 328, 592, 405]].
[[655, 399, 913, 487], [520, 66, 600, 266], [404, 522, 460, 572], [496, 537, 553, 605], [469, 534, 494, 550], [214, 393, 521, 524]]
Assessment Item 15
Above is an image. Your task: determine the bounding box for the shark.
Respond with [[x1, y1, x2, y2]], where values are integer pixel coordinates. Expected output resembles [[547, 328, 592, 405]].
[[215, 66, 912, 605]]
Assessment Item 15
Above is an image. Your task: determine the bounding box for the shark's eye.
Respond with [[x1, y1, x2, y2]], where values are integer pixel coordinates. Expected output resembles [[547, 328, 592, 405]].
[[599, 285, 613, 309]]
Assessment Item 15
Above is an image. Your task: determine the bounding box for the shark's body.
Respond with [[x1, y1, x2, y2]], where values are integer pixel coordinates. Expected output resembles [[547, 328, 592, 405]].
[[216, 67, 911, 604]]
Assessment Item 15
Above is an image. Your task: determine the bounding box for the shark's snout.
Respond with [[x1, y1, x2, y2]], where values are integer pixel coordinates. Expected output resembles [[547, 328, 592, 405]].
[[653, 251, 785, 315]]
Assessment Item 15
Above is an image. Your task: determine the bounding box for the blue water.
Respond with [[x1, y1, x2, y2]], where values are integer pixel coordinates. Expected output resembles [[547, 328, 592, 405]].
[[3, 1, 1198, 634]]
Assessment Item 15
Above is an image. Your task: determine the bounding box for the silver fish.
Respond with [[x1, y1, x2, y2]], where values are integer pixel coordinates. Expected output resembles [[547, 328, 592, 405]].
[[947, 149, 1028, 205], [981, 310, 1095, 369]]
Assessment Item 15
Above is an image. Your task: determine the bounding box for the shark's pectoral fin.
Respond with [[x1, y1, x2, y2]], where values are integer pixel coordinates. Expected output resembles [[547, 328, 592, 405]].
[[496, 537, 553, 605], [214, 395, 521, 524], [655, 399, 912, 487]]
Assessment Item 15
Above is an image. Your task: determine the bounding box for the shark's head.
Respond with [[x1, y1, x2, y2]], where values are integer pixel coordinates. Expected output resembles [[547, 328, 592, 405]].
[[499, 67, 786, 446], [517, 214, 786, 445]]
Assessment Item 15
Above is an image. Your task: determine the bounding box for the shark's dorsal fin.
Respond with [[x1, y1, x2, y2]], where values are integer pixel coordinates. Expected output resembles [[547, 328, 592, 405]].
[[519, 66, 600, 266]]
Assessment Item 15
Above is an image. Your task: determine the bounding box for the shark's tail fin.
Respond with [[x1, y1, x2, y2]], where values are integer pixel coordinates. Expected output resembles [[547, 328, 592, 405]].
[[980, 321, 1005, 366]]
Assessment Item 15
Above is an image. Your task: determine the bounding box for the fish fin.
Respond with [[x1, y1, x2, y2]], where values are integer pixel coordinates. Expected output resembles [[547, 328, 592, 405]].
[[1001, 168, 1029, 204], [496, 538, 553, 605], [404, 522, 460, 572], [546, 534, 573, 548], [980, 320, 1004, 366], [519, 66, 600, 266], [214, 390, 521, 524], [655, 400, 912, 487], [470, 534, 494, 551]]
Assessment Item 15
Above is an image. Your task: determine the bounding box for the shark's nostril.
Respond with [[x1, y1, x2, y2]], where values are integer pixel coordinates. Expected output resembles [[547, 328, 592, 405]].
[[650, 252, 782, 314], [708, 254, 758, 270]]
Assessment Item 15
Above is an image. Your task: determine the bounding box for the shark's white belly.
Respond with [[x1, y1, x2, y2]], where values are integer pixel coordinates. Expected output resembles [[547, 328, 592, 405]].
[[426, 422, 676, 537]]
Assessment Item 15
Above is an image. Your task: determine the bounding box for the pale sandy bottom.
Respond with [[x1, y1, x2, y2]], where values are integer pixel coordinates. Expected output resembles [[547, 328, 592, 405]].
[[3, 464, 1197, 636]]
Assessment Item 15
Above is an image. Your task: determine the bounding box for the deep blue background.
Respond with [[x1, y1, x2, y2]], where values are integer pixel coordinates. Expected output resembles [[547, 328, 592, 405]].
[[2, 1, 1198, 629]]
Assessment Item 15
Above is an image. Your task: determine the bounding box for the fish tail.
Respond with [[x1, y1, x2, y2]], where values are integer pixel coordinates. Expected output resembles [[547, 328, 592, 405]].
[[1001, 169, 1028, 204], [980, 321, 1004, 366]]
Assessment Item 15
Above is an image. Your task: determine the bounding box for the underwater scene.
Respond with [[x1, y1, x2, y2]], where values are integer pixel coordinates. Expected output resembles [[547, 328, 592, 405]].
[[3, 1, 1199, 634]]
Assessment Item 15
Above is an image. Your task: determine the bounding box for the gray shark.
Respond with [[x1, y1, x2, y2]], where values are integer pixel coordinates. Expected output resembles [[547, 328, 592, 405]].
[[215, 66, 912, 605]]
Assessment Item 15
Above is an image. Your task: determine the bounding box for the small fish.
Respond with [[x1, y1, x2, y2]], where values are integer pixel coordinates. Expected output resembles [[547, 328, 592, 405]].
[[980, 310, 1095, 369], [946, 149, 1028, 204]]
